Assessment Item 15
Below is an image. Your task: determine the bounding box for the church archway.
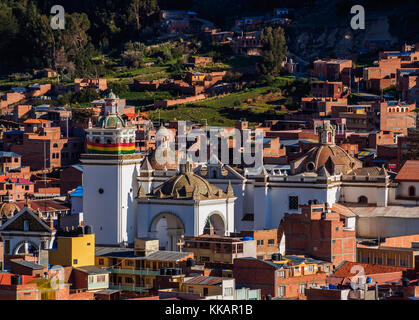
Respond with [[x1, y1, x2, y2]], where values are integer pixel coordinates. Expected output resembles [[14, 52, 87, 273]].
[[203, 212, 226, 236], [149, 212, 185, 251], [13, 240, 40, 255]]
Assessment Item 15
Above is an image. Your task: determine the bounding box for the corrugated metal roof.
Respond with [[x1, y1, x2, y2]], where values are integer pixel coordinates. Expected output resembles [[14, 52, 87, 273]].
[[95, 247, 191, 261], [11, 260, 45, 270], [75, 265, 109, 275], [349, 205, 419, 218], [184, 276, 223, 286]]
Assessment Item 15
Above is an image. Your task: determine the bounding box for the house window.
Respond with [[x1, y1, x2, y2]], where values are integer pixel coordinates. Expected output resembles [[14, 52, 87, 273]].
[[289, 196, 299, 210], [387, 258, 395, 266], [125, 260, 134, 267], [360, 256, 370, 263], [73, 259, 78, 265], [23, 220, 29, 231], [268, 239, 275, 246], [224, 287, 233, 296], [200, 256, 210, 263], [125, 277, 133, 284], [300, 284, 306, 294], [400, 259, 408, 267], [97, 275, 106, 282], [409, 186, 416, 197], [98, 259, 104, 265], [373, 257, 382, 265], [277, 271, 285, 278], [277, 286, 285, 297], [188, 286, 194, 293], [257, 240, 264, 246], [307, 265, 314, 273]]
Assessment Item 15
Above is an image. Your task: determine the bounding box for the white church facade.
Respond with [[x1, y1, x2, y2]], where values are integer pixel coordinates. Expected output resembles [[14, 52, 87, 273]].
[[81, 118, 419, 248]]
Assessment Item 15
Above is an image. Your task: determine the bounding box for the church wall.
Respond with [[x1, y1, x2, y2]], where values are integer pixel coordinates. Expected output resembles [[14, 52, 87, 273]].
[[83, 165, 120, 244], [342, 186, 379, 204], [254, 184, 330, 230], [398, 181, 419, 198], [83, 162, 138, 245]]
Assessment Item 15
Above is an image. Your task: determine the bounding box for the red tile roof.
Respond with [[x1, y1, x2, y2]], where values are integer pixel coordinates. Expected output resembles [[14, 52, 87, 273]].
[[332, 261, 407, 278], [395, 160, 419, 181]]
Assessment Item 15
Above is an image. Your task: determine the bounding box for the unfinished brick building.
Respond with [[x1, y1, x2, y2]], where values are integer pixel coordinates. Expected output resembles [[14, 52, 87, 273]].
[[279, 203, 356, 267]]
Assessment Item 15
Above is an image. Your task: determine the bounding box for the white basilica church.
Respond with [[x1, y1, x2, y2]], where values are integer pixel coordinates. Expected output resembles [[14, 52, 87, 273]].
[[81, 112, 417, 249]]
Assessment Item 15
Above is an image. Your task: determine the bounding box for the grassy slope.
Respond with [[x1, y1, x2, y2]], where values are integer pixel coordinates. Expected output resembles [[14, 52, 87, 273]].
[[143, 77, 294, 126]]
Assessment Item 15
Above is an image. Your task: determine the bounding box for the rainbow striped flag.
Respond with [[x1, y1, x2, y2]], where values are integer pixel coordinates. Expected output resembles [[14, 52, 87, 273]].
[[87, 141, 135, 154]]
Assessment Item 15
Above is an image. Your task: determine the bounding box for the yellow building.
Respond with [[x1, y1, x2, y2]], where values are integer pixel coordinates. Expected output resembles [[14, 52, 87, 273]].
[[49, 233, 95, 267]]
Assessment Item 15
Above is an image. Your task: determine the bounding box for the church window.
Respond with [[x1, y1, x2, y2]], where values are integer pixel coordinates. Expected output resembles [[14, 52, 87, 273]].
[[23, 220, 29, 231], [409, 186, 416, 197], [306, 162, 315, 172], [289, 196, 299, 210], [358, 196, 368, 204]]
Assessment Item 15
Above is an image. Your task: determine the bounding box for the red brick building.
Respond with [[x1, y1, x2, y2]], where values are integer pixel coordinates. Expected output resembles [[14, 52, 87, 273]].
[[312, 59, 353, 86], [233, 256, 331, 299], [279, 203, 356, 267], [74, 78, 107, 92], [311, 81, 349, 99], [10, 119, 82, 170]]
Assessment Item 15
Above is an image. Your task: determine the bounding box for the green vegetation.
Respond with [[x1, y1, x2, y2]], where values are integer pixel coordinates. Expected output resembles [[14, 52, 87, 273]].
[[259, 26, 288, 76], [142, 77, 310, 126]]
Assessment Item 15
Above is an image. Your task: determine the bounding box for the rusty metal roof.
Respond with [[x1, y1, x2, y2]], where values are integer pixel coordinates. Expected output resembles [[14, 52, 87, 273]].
[[183, 276, 224, 286]]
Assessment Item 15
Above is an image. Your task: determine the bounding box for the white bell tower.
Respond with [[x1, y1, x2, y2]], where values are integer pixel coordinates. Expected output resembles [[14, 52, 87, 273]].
[[81, 105, 141, 246]]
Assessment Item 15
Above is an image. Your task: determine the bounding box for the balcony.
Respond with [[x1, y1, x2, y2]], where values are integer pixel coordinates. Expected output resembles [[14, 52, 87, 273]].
[[107, 267, 160, 276], [109, 284, 149, 293]]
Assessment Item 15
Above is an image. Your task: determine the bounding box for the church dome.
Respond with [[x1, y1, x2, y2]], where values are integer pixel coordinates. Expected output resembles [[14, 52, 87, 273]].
[[291, 144, 362, 175], [106, 90, 117, 100], [291, 122, 362, 175], [147, 149, 178, 170], [0, 201, 20, 218], [98, 114, 125, 129], [145, 163, 232, 200]]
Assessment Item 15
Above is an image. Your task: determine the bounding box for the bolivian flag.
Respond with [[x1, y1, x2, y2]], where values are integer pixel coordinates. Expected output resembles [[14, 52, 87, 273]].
[[87, 141, 135, 154]]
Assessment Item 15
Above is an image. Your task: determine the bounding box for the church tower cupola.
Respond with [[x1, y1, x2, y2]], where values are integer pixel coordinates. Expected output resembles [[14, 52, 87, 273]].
[[318, 122, 336, 145]]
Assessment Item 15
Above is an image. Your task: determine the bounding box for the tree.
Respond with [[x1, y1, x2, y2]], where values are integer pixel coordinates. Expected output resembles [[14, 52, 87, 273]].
[[259, 26, 288, 76], [128, 0, 159, 34]]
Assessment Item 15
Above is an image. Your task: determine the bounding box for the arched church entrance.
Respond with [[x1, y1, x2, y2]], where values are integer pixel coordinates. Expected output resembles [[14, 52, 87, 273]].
[[149, 213, 185, 251], [203, 212, 226, 236]]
